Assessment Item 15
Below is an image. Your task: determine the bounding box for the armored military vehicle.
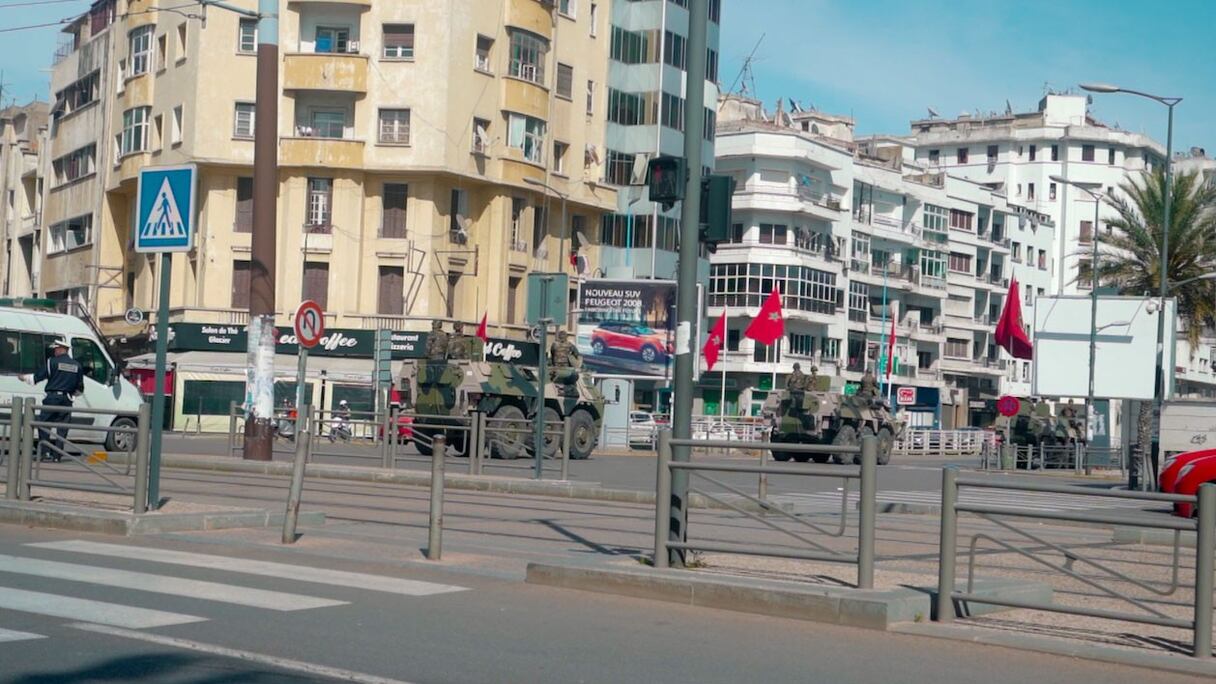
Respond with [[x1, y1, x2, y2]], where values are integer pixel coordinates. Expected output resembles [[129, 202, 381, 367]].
[[997, 399, 1085, 447], [396, 359, 605, 460], [762, 378, 903, 465]]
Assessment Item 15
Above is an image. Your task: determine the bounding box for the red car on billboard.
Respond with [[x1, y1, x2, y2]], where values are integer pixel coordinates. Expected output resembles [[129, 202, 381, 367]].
[[589, 321, 673, 364]]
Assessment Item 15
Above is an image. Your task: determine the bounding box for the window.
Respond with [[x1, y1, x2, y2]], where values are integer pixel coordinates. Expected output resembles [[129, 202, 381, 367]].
[[945, 338, 969, 358], [1027, 182, 1035, 200], [589, 2, 598, 36], [472, 117, 490, 154], [52, 145, 96, 185], [1049, 182, 1057, 201], [381, 183, 407, 238], [660, 92, 684, 131], [928, 149, 940, 164], [508, 29, 547, 84], [70, 338, 111, 385], [706, 48, 718, 82], [446, 273, 461, 318], [949, 209, 973, 231], [1028, 144, 1037, 161], [172, 105, 183, 145], [1011, 241, 1021, 262], [956, 147, 969, 164], [1037, 249, 1046, 269], [759, 223, 787, 245], [586, 80, 595, 115], [152, 113, 163, 150], [948, 252, 972, 274], [302, 262, 329, 310], [449, 188, 469, 239], [848, 282, 869, 322], [306, 178, 333, 228], [607, 88, 650, 125], [1082, 144, 1095, 162], [703, 107, 715, 141], [231, 260, 251, 308], [475, 35, 493, 71], [1051, 144, 1059, 162], [128, 25, 152, 76], [787, 334, 814, 356], [233, 102, 255, 138], [176, 23, 187, 60], [507, 277, 521, 323], [238, 18, 257, 53], [1108, 148, 1116, 165], [507, 113, 546, 164], [558, 0, 576, 17], [708, 262, 839, 315], [1024, 284, 1033, 302], [987, 145, 998, 163], [1015, 183, 1021, 196], [610, 26, 649, 64], [377, 266, 405, 315], [311, 110, 346, 138], [1080, 220, 1093, 243], [553, 141, 568, 174], [47, 214, 92, 254], [378, 108, 410, 144], [156, 34, 167, 71], [663, 31, 686, 70], [556, 63, 573, 99], [315, 26, 350, 54], [383, 24, 414, 59], [923, 204, 948, 233], [54, 71, 100, 117], [120, 106, 150, 155], [604, 150, 635, 186], [235, 177, 253, 233], [531, 205, 547, 254], [510, 198, 526, 250]]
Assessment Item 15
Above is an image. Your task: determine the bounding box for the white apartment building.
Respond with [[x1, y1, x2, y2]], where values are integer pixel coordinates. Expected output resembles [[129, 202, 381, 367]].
[[0, 102, 49, 299]]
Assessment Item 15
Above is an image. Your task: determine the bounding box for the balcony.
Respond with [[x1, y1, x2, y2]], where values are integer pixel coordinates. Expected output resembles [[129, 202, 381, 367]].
[[283, 52, 368, 93], [280, 136, 365, 169]]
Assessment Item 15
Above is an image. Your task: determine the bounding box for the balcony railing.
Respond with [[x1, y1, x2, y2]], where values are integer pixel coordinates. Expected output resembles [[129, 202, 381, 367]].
[[850, 258, 870, 274]]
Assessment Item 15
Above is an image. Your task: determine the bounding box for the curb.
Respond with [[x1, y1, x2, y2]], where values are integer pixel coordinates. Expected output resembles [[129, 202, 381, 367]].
[[0, 500, 326, 536], [1111, 526, 1196, 548]]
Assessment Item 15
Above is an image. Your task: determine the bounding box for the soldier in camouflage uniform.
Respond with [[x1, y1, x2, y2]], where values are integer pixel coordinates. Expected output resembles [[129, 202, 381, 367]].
[[857, 369, 879, 399], [447, 321, 472, 360], [549, 329, 580, 368], [808, 365, 819, 391], [426, 320, 449, 361], [787, 363, 807, 392]]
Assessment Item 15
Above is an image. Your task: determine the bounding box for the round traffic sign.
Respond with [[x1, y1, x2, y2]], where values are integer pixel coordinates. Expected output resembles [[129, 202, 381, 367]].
[[294, 300, 325, 348], [124, 308, 144, 325], [997, 395, 1021, 417]]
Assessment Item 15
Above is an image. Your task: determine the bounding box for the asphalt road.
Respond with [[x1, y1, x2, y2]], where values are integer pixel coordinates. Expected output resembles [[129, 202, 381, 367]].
[[0, 526, 1204, 684]]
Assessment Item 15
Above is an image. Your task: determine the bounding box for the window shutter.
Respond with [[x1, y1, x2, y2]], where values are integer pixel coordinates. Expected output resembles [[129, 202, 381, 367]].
[[231, 261, 251, 308], [303, 262, 329, 310], [235, 177, 253, 233], [381, 183, 407, 238], [377, 266, 404, 315]]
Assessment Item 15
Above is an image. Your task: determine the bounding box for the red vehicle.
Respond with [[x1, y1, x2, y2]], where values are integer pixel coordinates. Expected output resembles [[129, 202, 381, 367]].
[[589, 322, 673, 364], [377, 388, 414, 443], [1160, 448, 1216, 493], [1169, 453, 1216, 518]]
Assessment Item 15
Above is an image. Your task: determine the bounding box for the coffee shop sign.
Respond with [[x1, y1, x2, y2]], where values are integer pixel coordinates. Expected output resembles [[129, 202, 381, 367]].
[[277, 331, 359, 352], [486, 340, 523, 362]]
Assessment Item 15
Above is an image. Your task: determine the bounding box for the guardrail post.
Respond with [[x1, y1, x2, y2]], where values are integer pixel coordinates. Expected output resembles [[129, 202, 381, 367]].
[[227, 401, 237, 456], [18, 402, 34, 501], [379, 406, 393, 468], [282, 405, 311, 545], [134, 403, 151, 513], [936, 467, 958, 623], [560, 417, 572, 481], [466, 413, 480, 476], [5, 397, 23, 499], [858, 435, 877, 590], [476, 412, 487, 475], [427, 434, 446, 561], [654, 429, 673, 569], [1194, 483, 1215, 659]]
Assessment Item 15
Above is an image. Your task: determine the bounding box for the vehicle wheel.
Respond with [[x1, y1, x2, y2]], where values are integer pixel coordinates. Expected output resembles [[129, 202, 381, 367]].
[[792, 454, 811, 463], [811, 455, 830, 464], [489, 404, 527, 460], [640, 345, 657, 363], [877, 427, 894, 466], [831, 424, 857, 464], [856, 426, 877, 464], [771, 452, 792, 462], [413, 428, 439, 457], [446, 427, 467, 457], [567, 410, 597, 460], [106, 417, 137, 452], [528, 407, 562, 459], [591, 339, 606, 355]]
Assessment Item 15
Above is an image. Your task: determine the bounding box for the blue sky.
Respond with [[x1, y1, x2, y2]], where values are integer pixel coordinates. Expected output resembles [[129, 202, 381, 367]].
[[0, 0, 1211, 155]]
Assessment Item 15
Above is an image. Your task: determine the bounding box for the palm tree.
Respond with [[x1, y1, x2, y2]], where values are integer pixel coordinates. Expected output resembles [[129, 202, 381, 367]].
[[1082, 167, 1216, 481]]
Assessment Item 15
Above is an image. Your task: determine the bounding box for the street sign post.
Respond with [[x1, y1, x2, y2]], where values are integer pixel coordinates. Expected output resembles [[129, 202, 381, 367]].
[[294, 300, 324, 429], [135, 164, 197, 511]]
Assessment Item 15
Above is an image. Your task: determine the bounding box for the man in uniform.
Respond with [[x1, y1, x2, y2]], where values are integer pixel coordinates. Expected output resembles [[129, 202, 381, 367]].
[[549, 329, 580, 368], [447, 321, 472, 360], [786, 363, 807, 392], [858, 369, 878, 399], [425, 320, 449, 361], [808, 365, 819, 392], [32, 338, 84, 462]]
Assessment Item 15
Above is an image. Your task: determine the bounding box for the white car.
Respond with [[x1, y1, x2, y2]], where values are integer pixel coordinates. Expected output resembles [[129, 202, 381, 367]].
[[693, 424, 740, 442], [628, 411, 657, 447]]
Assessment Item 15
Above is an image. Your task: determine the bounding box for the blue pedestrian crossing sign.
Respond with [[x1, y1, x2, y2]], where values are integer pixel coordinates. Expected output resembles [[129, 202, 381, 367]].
[[136, 164, 197, 253]]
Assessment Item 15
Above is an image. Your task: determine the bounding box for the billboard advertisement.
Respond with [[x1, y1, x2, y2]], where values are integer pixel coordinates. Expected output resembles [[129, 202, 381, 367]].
[[576, 279, 676, 377]]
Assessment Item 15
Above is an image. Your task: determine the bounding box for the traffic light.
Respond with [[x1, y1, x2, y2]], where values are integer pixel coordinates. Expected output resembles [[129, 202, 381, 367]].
[[647, 156, 686, 207], [699, 174, 735, 253]]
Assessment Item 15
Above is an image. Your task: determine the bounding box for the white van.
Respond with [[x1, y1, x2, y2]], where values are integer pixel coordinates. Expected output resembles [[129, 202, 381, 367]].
[[0, 305, 145, 451]]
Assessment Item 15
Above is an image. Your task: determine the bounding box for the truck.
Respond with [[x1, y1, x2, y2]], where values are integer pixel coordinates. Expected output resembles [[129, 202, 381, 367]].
[[396, 358, 605, 460]]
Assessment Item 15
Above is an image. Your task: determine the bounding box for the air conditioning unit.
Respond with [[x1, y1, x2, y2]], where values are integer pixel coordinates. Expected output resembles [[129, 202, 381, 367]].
[[347, 40, 360, 53]]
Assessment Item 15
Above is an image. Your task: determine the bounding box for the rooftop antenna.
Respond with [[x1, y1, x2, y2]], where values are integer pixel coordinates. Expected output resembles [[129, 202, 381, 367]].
[[1005, 99, 1013, 115], [926, 106, 940, 118], [726, 33, 764, 98]]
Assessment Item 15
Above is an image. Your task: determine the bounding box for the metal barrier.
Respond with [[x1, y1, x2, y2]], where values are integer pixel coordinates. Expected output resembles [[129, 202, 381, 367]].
[[897, 429, 995, 456], [935, 472, 1214, 658], [980, 443, 1127, 474], [655, 430, 878, 589], [1, 397, 151, 513]]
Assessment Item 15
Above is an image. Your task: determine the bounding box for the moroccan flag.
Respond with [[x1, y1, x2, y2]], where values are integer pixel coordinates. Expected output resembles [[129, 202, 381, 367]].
[[744, 288, 785, 346], [703, 311, 727, 372], [885, 307, 896, 379], [994, 277, 1033, 360], [476, 312, 489, 343]]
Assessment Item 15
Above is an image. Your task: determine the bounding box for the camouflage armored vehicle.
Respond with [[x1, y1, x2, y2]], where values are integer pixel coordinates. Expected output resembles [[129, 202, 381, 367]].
[[997, 399, 1085, 447], [761, 377, 904, 465], [396, 359, 605, 460]]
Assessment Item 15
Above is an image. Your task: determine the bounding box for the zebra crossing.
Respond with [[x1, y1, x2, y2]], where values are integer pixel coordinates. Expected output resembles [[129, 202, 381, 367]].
[[770, 488, 1151, 515], [0, 539, 469, 643]]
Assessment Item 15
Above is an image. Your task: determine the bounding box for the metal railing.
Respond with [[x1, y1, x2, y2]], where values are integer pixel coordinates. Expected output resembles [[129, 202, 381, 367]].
[[979, 443, 1126, 473], [2, 397, 151, 513], [655, 431, 878, 589], [896, 429, 996, 456], [935, 472, 1214, 658]]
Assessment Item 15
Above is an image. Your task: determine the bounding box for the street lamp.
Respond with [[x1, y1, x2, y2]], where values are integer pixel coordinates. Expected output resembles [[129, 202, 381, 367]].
[[1081, 82, 1182, 490], [1050, 175, 1104, 444], [524, 177, 569, 268]]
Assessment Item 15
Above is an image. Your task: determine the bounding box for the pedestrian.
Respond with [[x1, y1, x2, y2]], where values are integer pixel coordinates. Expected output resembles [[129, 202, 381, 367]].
[[32, 337, 84, 462]]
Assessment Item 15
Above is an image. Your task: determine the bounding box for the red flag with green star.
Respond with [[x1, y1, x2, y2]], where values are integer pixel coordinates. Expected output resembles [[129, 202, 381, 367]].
[[702, 311, 727, 372], [744, 287, 785, 346]]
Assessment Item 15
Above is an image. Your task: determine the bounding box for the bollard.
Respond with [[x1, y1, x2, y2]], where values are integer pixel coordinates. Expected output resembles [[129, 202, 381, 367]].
[[857, 436, 877, 590], [5, 397, 24, 499], [1193, 484, 1215, 659], [227, 401, 238, 456], [18, 402, 35, 501], [380, 406, 393, 468], [475, 412, 487, 475], [282, 406, 311, 544], [654, 430, 673, 569], [133, 403, 152, 513], [467, 413, 480, 476], [426, 434, 446, 560], [388, 408, 399, 470], [935, 467, 959, 623], [560, 417, 572, 481], [757, 446, 768, 504]]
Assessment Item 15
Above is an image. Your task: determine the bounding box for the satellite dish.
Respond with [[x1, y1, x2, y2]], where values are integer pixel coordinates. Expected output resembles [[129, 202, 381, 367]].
[[575, 230, 589, 247], [927, 106, 939, 118], [453, 216, 471, 244]]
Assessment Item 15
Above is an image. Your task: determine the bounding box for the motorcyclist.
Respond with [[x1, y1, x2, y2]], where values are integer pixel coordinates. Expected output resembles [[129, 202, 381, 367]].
[[329, 399, 352, 442]]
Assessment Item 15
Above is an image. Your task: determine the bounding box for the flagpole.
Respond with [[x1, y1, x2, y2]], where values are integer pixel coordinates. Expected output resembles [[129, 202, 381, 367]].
[[878, 268, 889, 398], [886, 301, 896, 405], [720, 307, 728, 426]]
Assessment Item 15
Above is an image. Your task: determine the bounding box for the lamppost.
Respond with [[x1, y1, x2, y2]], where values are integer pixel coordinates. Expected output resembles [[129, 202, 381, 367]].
[[524, 177, 570, 269], [1050, 175, 1104, 445], [1081, 82, 1181, 490]]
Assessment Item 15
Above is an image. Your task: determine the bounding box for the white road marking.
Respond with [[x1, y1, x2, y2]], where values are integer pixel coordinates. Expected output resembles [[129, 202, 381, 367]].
[[0, 627, 45, 643], [772, 489, 1149, 513], [0, 587, 204, 628], [0, 554, 347, 611], [69, 622, 416, 684], [28, 541, 468, 596]]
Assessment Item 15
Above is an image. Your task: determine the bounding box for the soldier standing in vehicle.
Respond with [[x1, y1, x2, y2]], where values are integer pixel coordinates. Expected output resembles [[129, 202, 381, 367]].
[[787, 363, 807, 392], [858, 369, 879, 399], [447, 321, 472, 360], [425, 320, 449, 361], [32, 337, 84, 462], [808, 365, 819, 391], [549, 329, 580, 368]]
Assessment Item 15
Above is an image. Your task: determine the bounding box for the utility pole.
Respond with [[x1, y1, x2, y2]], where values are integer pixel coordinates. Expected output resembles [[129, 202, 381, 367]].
[[243, 0, 280, 460], [667, 0, 708, 567]]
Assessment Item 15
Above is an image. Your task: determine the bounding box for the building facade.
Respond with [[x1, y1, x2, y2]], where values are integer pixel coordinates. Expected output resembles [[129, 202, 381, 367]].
[[0, 102, 49, 300]]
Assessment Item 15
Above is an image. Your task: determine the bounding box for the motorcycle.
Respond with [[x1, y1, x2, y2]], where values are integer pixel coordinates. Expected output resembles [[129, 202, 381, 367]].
[[328, 414, 352, 442]]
